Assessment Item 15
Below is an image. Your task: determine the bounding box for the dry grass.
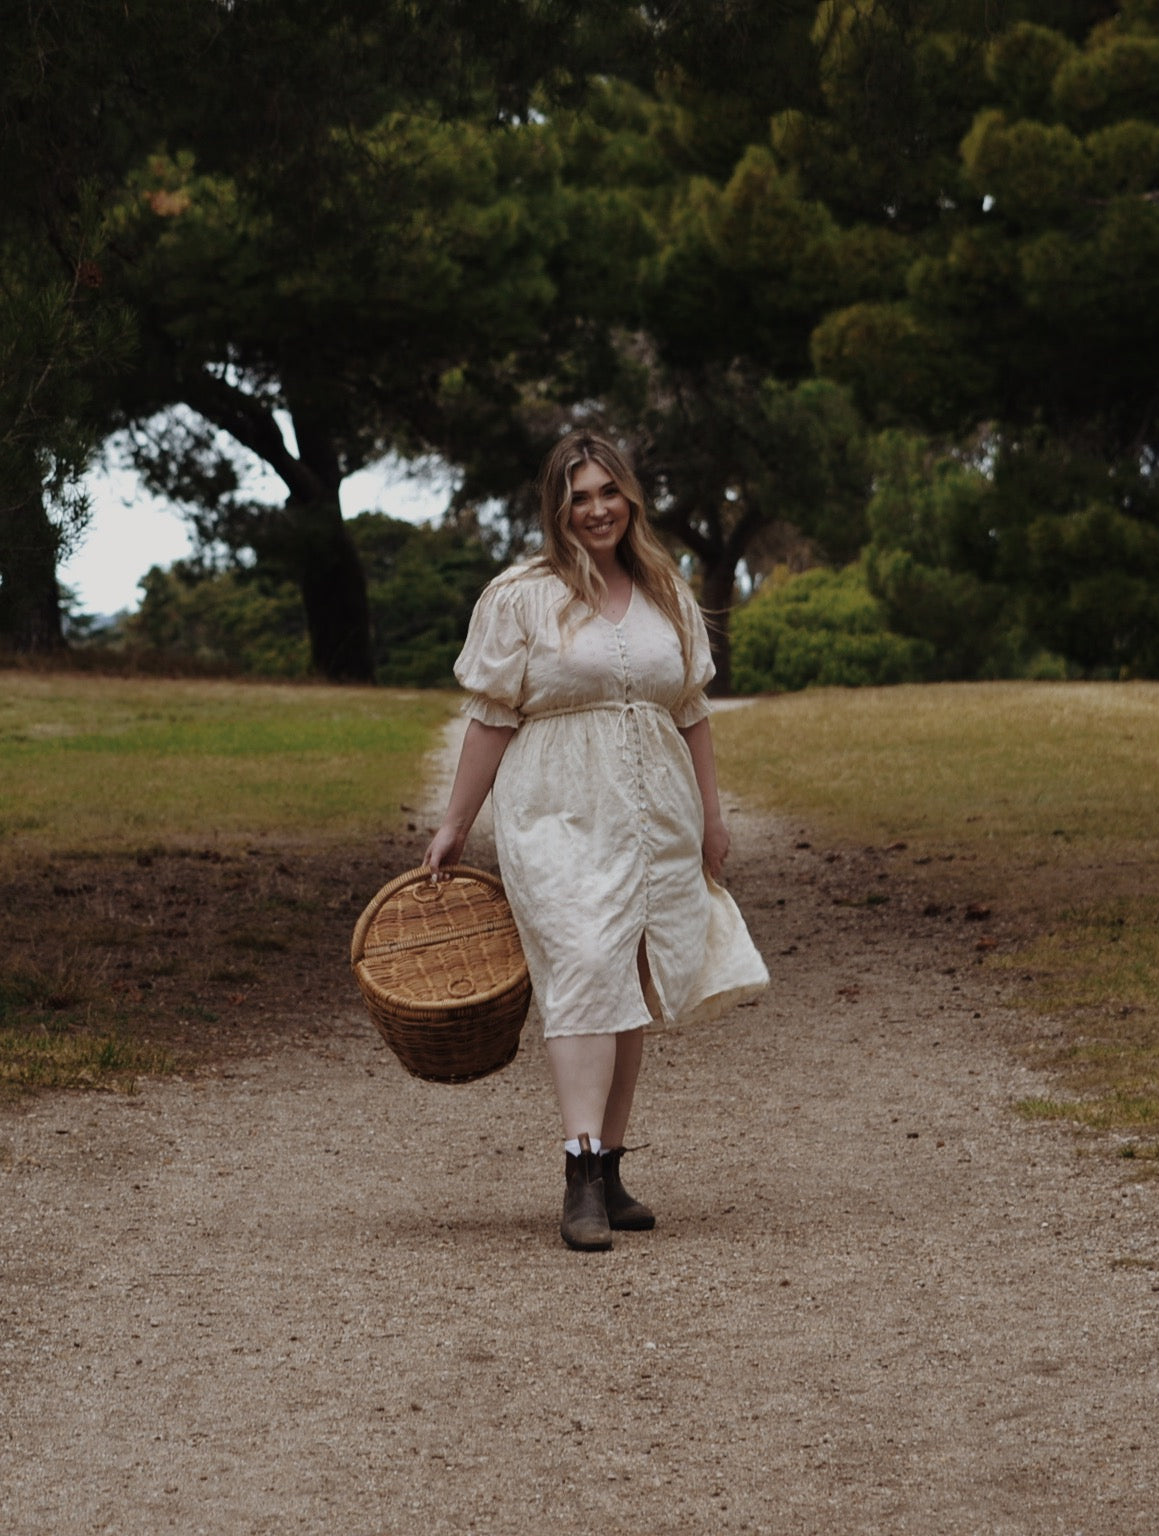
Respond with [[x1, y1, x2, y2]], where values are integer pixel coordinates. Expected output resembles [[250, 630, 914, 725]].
[[0, 950, 175, 1094], [8, 670, 1159, 1132], [713, 682, 1159, 1138], [0, 672, 452, 1094]]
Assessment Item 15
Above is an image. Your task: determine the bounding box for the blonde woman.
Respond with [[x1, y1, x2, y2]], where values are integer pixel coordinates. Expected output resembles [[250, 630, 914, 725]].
[[425, 430, 768, 1250]]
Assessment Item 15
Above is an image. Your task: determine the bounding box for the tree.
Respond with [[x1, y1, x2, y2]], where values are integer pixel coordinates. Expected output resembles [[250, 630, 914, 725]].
[[731, 560, 934, 692], [0, 243, 130, 651], [0, 0, 215, 651], [627, 362, 868, 692], [425, 63, 875, 692], [111, 113, 569, 679], [124, 513, 501, 683], [810, 3, 1159, 676], [350, 513, 502, 685], [102, 1, 672, 681], [3, 0, 661, 671]]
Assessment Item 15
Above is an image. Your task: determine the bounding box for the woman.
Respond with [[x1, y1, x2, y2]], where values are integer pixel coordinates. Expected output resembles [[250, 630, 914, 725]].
[[425, 431, 768, 1250]]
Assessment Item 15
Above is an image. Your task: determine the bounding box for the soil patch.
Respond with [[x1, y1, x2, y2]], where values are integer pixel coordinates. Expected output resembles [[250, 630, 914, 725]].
[[1, 829, 431, 1080]]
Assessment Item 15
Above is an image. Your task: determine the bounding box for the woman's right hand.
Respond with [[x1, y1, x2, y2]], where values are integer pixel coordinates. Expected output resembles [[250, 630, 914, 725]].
[[424, 822, 467, 880]]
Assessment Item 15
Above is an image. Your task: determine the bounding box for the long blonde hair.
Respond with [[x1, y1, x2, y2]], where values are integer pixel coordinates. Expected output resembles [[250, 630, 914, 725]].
[[531, 430, 696, 674]]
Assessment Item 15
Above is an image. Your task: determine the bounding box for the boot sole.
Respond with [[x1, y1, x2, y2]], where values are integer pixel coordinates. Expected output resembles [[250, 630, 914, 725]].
[[608, 1213, 655, 1231], [560, 1226, 614, 1251]]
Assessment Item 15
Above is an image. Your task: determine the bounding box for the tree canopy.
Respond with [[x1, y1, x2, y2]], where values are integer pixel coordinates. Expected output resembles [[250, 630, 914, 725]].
[[4, 0, 1158, 687]]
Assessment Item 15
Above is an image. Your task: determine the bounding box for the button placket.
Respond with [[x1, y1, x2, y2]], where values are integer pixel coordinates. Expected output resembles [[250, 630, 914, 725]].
[[615, 620, 652, 918]]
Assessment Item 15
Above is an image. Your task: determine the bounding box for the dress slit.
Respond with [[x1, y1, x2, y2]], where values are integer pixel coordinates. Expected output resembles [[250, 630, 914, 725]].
[[636, 933, 664, 1022]]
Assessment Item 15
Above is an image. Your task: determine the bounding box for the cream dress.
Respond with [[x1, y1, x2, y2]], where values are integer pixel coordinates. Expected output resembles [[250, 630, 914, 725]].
[[455, 566, 769, 1038]]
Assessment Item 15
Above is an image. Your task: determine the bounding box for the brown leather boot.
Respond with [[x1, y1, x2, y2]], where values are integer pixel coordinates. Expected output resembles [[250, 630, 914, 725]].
[[560, 1134, 613, 1251], [600, 1148, 656, 1231]]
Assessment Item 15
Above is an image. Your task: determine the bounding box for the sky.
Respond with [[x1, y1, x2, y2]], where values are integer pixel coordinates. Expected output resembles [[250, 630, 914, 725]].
[[58, 448, 454, 617]]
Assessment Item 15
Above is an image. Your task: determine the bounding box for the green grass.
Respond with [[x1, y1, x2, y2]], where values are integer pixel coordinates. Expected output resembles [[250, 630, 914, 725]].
[[0, 672, 458, 857], [0, 962, 175, 1095], [713, 682, 1159, 867], [0, 671, 457, 1093], [7, 671, 1159, 1131], [713, 682, 1159, 1139]]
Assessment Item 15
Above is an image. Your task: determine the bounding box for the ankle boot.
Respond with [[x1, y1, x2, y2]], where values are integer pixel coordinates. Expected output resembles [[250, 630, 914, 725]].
[[600, 1148, 656, 1231], [560, 1134, 613, 1251]]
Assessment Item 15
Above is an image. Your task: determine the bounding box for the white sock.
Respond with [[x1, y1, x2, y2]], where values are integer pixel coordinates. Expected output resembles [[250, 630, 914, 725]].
[[564, 1136, 602, 1157]]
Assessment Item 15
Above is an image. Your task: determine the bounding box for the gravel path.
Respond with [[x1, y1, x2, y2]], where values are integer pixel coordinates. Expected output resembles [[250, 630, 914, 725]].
[[3, 719, 1157, 1535]]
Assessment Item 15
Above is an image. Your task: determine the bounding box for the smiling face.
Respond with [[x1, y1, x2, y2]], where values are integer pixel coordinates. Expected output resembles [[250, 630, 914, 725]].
[[567, 458, 632, 567]]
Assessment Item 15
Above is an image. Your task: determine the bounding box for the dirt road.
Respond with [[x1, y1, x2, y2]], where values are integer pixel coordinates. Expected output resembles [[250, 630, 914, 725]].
[[3, 722, 1157, 1535]]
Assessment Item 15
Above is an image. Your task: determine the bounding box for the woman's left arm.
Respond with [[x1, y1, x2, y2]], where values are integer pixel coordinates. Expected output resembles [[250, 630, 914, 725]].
[[678, 716, 730, 881]]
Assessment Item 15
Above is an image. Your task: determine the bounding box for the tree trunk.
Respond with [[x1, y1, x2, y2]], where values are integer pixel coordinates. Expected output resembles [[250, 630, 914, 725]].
[[699, 556, 737, 696], [174, 375, 377, 683], [285, 495, 375, 682], [0, 492, 66, 653]]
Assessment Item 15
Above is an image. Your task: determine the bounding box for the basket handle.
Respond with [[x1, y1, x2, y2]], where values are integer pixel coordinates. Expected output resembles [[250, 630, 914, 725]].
[[359, 914, 519, 959], [350, 863, 509, 965]]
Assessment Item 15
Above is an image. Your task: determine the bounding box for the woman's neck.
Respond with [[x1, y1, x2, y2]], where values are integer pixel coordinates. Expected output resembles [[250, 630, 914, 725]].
[[595, 558, 632, 621], [593, 552, 630, 587]]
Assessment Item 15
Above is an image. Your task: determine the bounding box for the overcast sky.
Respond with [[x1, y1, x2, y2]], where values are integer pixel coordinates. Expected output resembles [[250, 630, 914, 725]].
[[60, 453, 453, 616]]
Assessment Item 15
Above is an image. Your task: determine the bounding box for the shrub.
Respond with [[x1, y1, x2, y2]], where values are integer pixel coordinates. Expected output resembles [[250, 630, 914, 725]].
[[732, 563, 935, 693]]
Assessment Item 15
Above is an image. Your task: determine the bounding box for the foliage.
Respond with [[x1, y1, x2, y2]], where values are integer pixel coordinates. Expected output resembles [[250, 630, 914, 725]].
[[121, 514, 499, 685], [809, 7, 1159, 494], [623, 356, 872, 691], [0, 0, 201, 650], [10, 0, 1159, 688], [1, 1, 666, 676], [864, 430, 1159, 680], [732, 561, 934, 693], [127, 563, 311, 678], [349, 514, 500, 687]]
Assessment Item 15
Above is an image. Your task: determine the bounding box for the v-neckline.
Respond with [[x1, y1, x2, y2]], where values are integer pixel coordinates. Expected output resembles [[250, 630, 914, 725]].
[[598, 582, 635, 628]]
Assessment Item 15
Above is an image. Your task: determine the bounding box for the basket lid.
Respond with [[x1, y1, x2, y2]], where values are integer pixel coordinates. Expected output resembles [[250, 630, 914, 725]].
[[351, 865, 527, 1010]]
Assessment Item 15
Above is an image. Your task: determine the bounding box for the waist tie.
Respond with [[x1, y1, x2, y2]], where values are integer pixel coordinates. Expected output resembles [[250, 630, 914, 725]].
[[525, 697, 667, 726], [523, 699, 669, 754]]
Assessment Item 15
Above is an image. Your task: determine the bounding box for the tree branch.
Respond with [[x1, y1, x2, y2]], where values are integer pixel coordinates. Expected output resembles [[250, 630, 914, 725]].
[[723, 500, 764, 568], [655, 495, 716, 564], [180, 370, 329, 503]]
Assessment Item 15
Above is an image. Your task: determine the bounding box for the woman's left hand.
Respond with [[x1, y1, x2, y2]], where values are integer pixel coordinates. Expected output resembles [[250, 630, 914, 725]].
[[702, 814, 730, 883]]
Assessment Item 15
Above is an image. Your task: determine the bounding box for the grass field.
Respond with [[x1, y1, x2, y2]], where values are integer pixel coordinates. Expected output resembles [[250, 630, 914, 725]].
[[3, 671, 1157, 1140], [712, 682, 1159, 1142], [0, 673, 457, 1095], [0, 673, 458, 855]]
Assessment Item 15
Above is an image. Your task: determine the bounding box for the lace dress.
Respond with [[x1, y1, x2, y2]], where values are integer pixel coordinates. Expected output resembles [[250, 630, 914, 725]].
[[454, 566, 769, 1038]]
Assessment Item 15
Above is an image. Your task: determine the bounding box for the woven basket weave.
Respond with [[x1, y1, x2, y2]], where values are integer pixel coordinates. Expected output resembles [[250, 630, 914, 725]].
[[351, 864, 531, 1084]]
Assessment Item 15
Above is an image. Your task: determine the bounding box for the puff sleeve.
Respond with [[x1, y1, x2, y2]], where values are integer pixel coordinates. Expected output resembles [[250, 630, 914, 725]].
[[453, 579, 528, 728], [671, 586, 716, 728]]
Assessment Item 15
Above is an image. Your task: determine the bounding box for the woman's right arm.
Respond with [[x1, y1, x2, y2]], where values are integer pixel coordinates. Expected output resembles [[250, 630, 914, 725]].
[[423, 719, 517, 876]]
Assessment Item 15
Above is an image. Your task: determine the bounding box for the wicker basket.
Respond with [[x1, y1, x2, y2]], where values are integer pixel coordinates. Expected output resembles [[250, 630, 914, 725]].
[[351, 864, 531, 1083]]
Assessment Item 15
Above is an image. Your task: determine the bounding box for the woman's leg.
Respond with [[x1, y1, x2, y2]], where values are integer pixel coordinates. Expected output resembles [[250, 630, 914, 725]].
[[545, 1033, 617, 1250], [544, 1034, 617, 1141], [600, 1028, 655, 1230], [545, 1029, 652, 1245], [600, 1028, 644, 1149], [600, 938, 651, 1146]]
